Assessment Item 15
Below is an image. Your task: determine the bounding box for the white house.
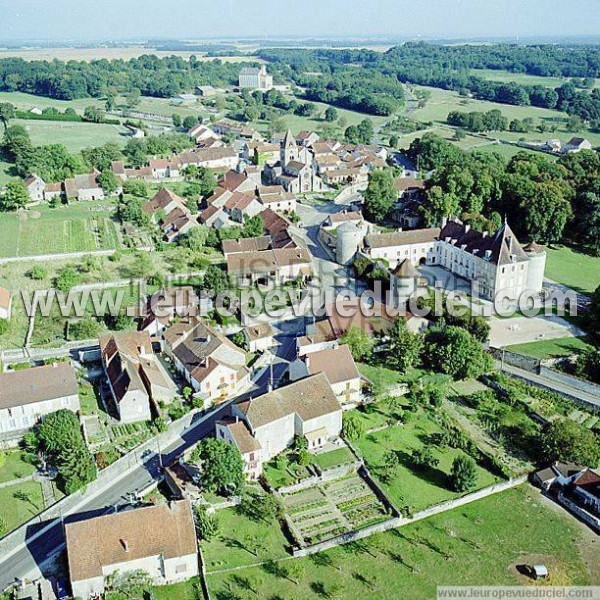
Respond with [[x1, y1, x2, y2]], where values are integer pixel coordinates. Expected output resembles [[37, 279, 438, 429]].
[[239, 65, 273, 90], [0, 362, 80, 437], [243, 323, 276, 353], [563, 137, 593, 153], [24, 174, 46, 203], [66, 500, 198, 599], [215, 417, 263, 480], [231, 372, 343, 460], [163, 318, 249, 408], [100, 331, 176, 423]]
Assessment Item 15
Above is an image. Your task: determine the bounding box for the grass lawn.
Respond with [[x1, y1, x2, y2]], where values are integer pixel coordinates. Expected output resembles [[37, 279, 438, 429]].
[[0, 451, 36, 484], [545, 244, 600, 295], [153, 578, 201, 600], [14, 118, 128, 152], [0, 156, 16, 185], [507, 336, 594, 359], [201, 505, 290, 572], [354, 405, 498, 512], [79, 380, 103, 416], [470, 69, 574, 89], [312, 447, 356, 471], [0, 481, 45, 533], [0, 200, 120, 258], [206, 485, 593, 599], [357, 362, 404, 387], [410, 85, 567, 125]]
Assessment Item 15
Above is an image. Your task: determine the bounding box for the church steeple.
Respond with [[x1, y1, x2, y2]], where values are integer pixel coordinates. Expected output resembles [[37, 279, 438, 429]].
[[281, 128, 298, 165]]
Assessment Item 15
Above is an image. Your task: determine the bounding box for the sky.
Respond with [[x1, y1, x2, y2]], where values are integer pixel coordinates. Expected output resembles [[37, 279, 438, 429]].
[[0, 0, 599, 42]]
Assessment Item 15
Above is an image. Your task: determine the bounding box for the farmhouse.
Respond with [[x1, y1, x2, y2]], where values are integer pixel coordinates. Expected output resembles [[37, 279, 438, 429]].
[[24, 174, 46, 202], [563, 137, 593, 153], [64, 172, 106, 201], [230, 372, 343, 460], [66, 500, 198, 599], [0, 362, 80, 437], [163, 318, 250, 407], [100, 331, 176, 423]]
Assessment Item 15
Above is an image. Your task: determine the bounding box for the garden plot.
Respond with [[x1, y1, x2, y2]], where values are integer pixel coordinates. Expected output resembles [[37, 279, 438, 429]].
[[282, 471, 390, 546]]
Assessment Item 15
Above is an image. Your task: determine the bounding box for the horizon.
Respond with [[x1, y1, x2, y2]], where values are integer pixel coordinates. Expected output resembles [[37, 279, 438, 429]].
[[1, 0, 599, 44]]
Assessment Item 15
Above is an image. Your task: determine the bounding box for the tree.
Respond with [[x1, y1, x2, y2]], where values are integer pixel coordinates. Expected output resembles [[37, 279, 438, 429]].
[[412, 445, 439, 470], [449, 455, 477, 492], [324, 106, 338, 122], [241, 214, 264, 238], [37, 409, 96, 493], [363, 169, 397, 224], [83, 105, 105, 123], [105, 569, 153, 600], [54, 265, 81, 292], [0, 180, 29, 211], [29, 265, 48, 280], [172, 113, 182, 127], [97, 170, 120, 194], [239, 489, 280, 523], [122, 179, 148, 198], [194, 504, 219, 541], [81, 142, 122, 171], [0, 102, 15, 130], [201, 265, 229, 298], [340, 325, 374, 361], [542, 419, 600, 467], [342, 411, 365, 442], [183, 115, 197, 130], [386, 318, 422, 372], [422, 325, 493, 381], [193, 438, 245, 495]]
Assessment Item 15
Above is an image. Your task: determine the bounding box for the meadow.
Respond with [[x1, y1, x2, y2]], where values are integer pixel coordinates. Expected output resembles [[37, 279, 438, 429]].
[[205, 485, 595, 599], [470, 68, 599, 89], [544, 245, 600, 295]]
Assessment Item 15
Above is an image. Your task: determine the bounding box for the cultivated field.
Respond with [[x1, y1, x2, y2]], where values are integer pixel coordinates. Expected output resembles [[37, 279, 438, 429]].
[[0, 47, 262, 62], [0, 201, 120, 258], [205, 485, 596, 599]]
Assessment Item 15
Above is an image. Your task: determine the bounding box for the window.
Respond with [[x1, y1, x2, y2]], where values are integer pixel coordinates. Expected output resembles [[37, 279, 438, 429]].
[[175, 564, 187, 574]]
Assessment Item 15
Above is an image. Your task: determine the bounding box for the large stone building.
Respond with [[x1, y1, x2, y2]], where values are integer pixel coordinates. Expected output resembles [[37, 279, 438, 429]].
[[66, 500, 198, 599], [0, 362, 80, 438], [364, 217, 546, 302], [239, 65, 273, 90]]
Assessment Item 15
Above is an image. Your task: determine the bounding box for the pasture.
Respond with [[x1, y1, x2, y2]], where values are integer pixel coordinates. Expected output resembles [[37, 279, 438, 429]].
[[471, 68, 599, 89]]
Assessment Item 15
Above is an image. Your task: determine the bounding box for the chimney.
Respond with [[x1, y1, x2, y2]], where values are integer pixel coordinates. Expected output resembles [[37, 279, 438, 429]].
[[441, 217, 448, 228], [120, 539, 129, 552], [464, 224, 470, 233]]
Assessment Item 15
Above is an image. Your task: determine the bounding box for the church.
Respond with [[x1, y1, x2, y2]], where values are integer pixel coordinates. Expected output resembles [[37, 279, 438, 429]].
[[264, 129, 324, 194]]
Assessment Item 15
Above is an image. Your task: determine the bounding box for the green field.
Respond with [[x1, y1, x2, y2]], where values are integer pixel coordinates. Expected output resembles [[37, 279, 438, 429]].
[[14, 118, 128, 152], [202, 503, 290, 572], [0, 451, 36, 484], [0, 200, 120, 258], [0, 481, 44, 533], [471, 69, 599, 90], [206, 485, 593, 599], [354, 406, 498, 512], [507, 336, 593, 359], [545, 245, 600, 295]]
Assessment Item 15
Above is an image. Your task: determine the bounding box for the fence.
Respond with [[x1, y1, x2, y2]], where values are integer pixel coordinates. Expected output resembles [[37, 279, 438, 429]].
[[292, 476, 528, 557]]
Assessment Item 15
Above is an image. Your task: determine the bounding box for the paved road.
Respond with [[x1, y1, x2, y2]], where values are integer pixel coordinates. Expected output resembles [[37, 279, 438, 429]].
[[0, 403, 230, 591]]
